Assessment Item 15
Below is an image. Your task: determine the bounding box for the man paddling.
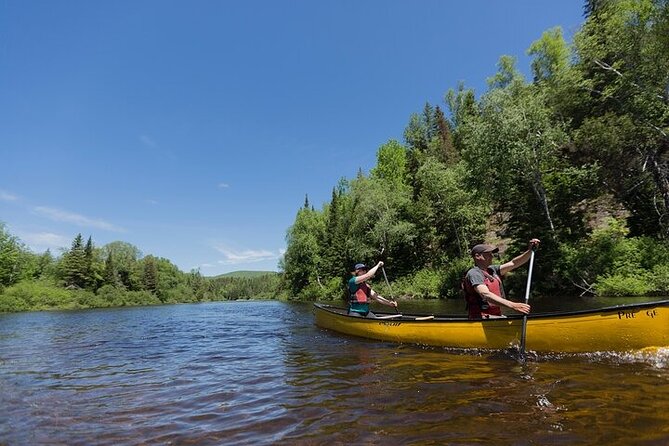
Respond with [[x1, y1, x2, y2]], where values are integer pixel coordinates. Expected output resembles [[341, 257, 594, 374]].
[[462, 239, 540, 319], [348, 261, 398, 317]]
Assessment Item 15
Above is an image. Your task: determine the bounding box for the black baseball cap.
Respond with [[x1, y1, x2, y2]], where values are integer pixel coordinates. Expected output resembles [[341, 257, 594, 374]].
[[470, 244, 499, 255]]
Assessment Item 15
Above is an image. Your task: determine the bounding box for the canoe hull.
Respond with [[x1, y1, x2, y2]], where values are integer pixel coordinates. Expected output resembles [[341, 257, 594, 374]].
[[313, 301, 669, 353]]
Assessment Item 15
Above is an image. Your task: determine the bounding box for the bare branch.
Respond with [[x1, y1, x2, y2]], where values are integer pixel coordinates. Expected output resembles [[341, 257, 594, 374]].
[[593, 58, 666, 102]]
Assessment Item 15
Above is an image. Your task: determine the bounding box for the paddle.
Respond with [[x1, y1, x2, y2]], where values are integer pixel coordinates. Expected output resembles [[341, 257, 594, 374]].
[[518, 246, 536, 360], [380, 265, 400, 314], [380, 261, 434, 320], [375, 313, 403, 320]]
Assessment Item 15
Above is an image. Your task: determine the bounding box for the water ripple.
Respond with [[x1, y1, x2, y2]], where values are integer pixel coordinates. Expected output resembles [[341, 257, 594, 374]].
[[1, 301, 669, 445]]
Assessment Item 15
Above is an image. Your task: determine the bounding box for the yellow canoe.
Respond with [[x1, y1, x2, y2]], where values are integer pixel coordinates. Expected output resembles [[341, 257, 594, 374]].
[[313, 300, 669, 353]]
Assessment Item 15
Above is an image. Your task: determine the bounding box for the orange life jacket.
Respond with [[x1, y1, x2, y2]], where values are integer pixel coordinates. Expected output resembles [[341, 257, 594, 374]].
[[350, 282, 371, 303]]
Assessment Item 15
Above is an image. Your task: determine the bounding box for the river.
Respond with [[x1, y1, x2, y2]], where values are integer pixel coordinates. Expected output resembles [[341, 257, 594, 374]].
[[1, 297, 668, 445]]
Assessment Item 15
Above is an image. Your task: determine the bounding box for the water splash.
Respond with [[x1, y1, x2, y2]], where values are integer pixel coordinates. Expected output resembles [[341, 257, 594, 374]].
[[537, 347, 669, 368]]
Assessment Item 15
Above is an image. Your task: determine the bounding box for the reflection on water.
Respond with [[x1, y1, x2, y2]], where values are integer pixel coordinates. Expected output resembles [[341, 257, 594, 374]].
[[1, 299, 668, 445]]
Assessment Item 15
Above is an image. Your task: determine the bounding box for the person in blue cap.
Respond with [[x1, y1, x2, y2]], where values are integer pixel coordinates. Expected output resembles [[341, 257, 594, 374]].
[[347, 261, 398, 317]]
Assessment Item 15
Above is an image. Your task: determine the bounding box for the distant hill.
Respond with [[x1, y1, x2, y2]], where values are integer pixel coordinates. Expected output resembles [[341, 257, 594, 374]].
[[210, 271, 278, 279]]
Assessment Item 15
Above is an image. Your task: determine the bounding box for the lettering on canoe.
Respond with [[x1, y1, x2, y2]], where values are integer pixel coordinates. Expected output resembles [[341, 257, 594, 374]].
[[379, 321, 401, 327], [617, 309, 658, 319]]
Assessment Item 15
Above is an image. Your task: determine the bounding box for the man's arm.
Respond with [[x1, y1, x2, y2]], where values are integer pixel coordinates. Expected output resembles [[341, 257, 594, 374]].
[[475, 284, 530, 314], [500, 238, 540, 276], [370, 289, 398, 308], [354, 261, 383, 283]]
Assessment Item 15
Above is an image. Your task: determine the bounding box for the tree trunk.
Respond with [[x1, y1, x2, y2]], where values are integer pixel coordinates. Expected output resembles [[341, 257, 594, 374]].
[[647, 140, 669, 236], [532, 170, 556, 234]]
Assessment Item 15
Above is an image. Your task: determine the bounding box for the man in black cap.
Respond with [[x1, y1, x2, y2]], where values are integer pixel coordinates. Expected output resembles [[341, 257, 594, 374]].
[[462, 239, 540, 319], [347, 261, 398, 317]]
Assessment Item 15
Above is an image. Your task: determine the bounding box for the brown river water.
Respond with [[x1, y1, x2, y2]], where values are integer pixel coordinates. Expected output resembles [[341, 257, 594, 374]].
[[1, 297, 668, 445]]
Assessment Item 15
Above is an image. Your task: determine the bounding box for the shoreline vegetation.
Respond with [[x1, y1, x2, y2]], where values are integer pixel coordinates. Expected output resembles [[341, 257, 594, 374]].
[[0, 234, 287, 313], [0, 221, 667, 314], [0, 221, 295, 313], [2, 1, 669, 313]]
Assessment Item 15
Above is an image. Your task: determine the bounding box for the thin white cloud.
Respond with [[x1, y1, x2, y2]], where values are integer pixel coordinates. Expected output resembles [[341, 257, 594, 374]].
[[218, 183, 230, 189], [214, 245, 279, 265], [18, 231, 70, 251], [140, 135, 157, 148], [139, 134, 177, 160], [146, 199, 159, 205], [33, 206, 125, 232], [0, 190, 18, 201]]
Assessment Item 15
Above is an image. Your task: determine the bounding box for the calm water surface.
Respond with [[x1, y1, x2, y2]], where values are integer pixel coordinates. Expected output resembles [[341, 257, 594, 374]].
[[1, 297, 668, 445]]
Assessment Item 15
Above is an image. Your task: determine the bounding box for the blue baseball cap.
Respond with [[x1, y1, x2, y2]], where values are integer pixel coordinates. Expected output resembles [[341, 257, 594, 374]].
[[354, 263, 367, 270]]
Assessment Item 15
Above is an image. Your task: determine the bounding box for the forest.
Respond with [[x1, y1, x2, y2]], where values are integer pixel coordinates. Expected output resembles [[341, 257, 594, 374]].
[[0, 229, 283, 312], [1, 0, 668, 313], [280, 0, 669, 301]]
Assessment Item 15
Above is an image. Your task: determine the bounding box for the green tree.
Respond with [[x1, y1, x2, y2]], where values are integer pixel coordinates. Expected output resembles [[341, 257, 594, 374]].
[[61, 234, 87, 289], [414, 160, 489, 262], [34, 249, 56, 279], [347, 174, 415, 278], [0, 223, 28, 286], [280, 205, 324, 297], [154, 257, 184, 302], [320, 182, 351, 281], [370, 140, 408, 189], [100, 241, 142, 290], [572, 0, 669, 235], [431, 105, 458, 165], [103, 250, 120, 287], [142, 255, 159, 294], [459, 71, 570, 237], [527, 27, 570, 83], [83, 236, 103, 289], [187, 268, 209, 301], [487, 55, 524, 90]]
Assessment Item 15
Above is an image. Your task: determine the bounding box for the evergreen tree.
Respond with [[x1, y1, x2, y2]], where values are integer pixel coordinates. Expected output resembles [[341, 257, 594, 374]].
[[423, 102, 436, 141], [187, 268, 208, 301], [321, 187, 342, 278], [104, 250, 120, 286], [143, 255, 159, 295], [35, 249, 55, 279], [431, 105, 458, 165], [84, 236, 96, 289], [446, 83, 479, 154], [62, 234, 87, 288]]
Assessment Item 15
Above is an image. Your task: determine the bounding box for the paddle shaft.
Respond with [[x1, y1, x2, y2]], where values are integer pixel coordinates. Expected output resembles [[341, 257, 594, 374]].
[[381, 266, 399, 313], [519, 248, 536, 357]]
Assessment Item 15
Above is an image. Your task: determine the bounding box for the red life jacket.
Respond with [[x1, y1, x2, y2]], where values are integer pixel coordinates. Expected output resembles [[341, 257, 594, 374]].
[[463, 268, 503, 319], [350, 282, 371, 303]]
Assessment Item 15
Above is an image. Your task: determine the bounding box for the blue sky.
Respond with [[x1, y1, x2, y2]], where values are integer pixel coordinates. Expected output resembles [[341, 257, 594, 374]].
[[0, 1, 584, 275]]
